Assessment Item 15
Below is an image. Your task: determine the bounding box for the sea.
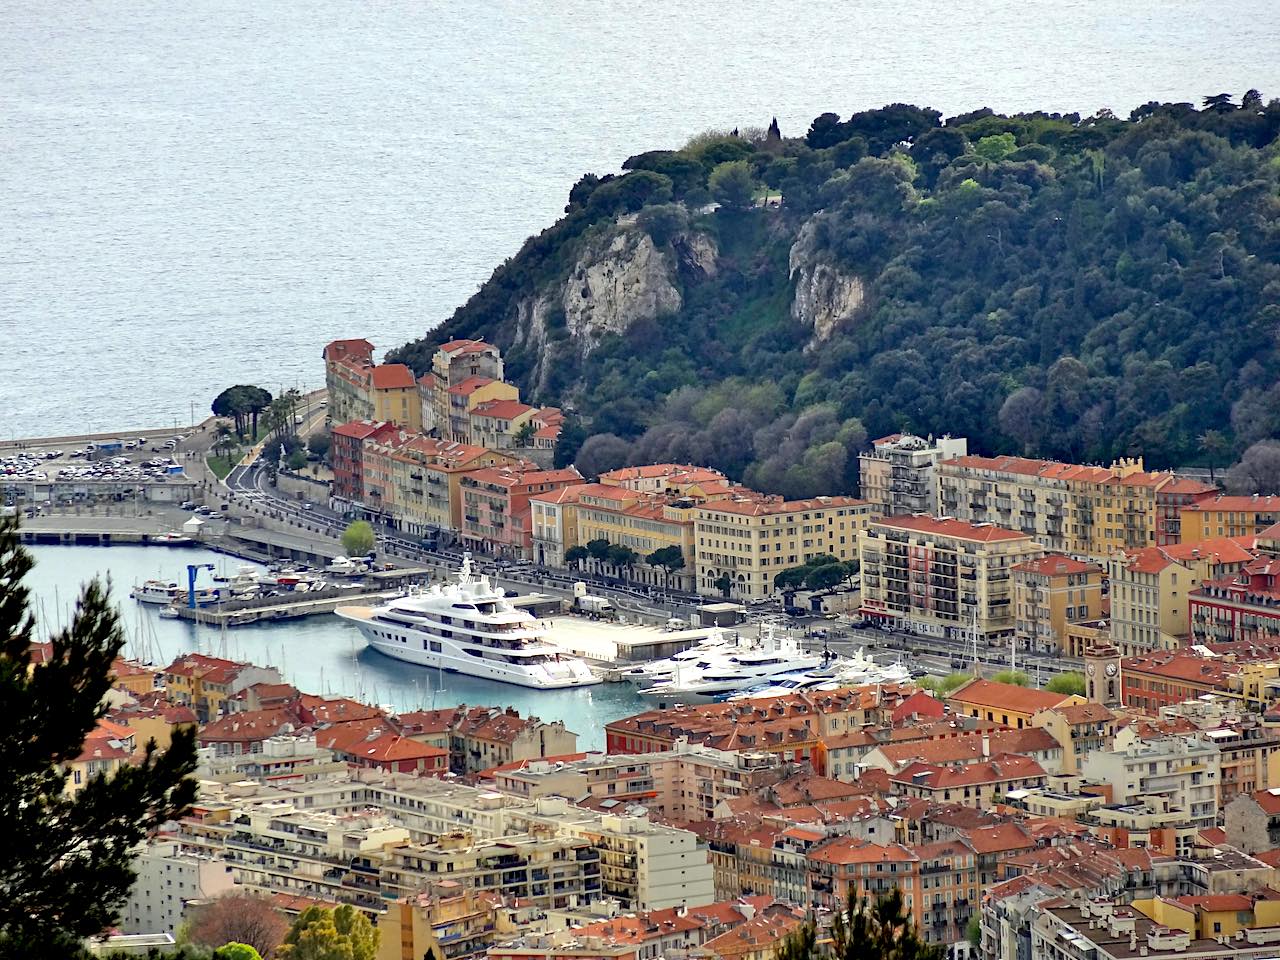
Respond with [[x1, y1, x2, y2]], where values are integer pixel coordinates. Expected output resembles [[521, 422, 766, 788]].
[[3, 0, 1278, 439], [24, 544, 649, 750], [6, 2, 1279, 737]]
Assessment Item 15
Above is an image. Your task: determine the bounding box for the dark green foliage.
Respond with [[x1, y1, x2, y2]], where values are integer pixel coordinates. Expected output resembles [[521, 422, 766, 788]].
[[212, 385, 273, 439], [586, 539, 611, 562], [776, 888, 943, 960], [565, 545, 589, 568], [395, 94, 1280, 489], [646, 545, 685, 574], [0, 517, 198, 955]]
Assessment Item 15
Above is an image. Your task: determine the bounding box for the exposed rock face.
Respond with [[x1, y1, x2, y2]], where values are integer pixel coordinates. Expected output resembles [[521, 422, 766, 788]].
[[789, 219, 866, 342], [672, 231, 718, 281], [562, 229, 682, 344]]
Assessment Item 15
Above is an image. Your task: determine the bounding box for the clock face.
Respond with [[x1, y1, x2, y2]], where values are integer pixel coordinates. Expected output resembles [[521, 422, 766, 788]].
[[1105, 663, 1118, 677], [1086, 664, 1096, 676]]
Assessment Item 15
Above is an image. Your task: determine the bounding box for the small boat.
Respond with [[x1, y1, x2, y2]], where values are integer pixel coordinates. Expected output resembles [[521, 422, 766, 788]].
[[157, 606, 181, 619], [153, 533, 193, 546], [640, 626, 826, 704], [325, 556, 367, 576]]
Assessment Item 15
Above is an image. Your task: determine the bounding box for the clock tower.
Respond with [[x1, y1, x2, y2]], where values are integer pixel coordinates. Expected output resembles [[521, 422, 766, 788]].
[[1084, 642, 1123, 708]]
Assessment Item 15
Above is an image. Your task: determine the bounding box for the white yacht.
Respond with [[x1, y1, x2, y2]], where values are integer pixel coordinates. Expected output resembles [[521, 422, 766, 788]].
[[335, 555, 600, 689], [131, 580, 182, 604], [725, 649, 913, 701], [620, 628, 738, 688], [639, 627, 825, 704]]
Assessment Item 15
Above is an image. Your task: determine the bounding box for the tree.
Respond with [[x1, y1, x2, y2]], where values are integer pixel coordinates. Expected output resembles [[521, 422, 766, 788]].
[[992, 669, 1029, 686], [565, 545, 589, 570], [307, 432, 331, 463], [775, 888, 942, 960], [1045, 672, 1086, 696], [1226, 440, 1280, 495], [646, 546, 685, 592], [574, 433, 632, 478], [213, 420, 237, 460], [804, 563, 847, 591], [341, 520, 376, 557], [185, 892, 288, 959], [586, 539, 611, 562], [606, 544, 640, 572], [773, 567, 809, 591], [918, 672, 971, 695], [278, 905, 377, 960], [713, 573, 733, 598], [513, 420, 537, 447], [215, 946, 264, 960], [708, 160, 757, 210], [286, 448, 308, 472], [0, 516, 198, 954], [1198, 430, 1229, 483], [966, 916, 981, 948]]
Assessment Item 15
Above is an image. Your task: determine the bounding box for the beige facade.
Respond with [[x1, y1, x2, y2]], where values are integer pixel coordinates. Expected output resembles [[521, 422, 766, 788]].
[[859, 516, 1043, 641], [1012, 554, 1104, 654], [858, 433, 967, 518], [1079, 729, 1222, 829], [1108, 539, 1257, 655], [426, 340, 506, 436], [693, 496, 873, 601]]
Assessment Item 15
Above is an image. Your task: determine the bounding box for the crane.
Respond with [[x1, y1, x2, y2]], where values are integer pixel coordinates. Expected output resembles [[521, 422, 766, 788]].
[[186, 563, 215, 609]]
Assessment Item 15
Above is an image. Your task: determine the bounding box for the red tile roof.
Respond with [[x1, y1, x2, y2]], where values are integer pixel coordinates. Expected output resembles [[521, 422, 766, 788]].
[[891, 753, 1046, 789], [699, 495, 867, 517], [872, 515, 1032, 543], [446, 375, 498, 396], [946, 679, 1075, 715], [198, 708, 297, 744], [370, 364, 416, 390], [1184, 495, 1280, 513], [471, 399, 536, 420], [1012, 554, 1101, 576]]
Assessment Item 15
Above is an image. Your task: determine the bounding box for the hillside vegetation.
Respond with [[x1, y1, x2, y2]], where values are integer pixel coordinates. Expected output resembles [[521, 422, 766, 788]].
[[389, 94, 1280, 496]]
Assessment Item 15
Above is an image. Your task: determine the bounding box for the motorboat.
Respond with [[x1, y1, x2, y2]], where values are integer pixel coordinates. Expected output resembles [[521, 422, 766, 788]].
[[335, 553, 600, 689], [639, 626, 825, 704], [619, 628, 739, 688], [325, 555, 368, 576], [131, 580, 182, 604]]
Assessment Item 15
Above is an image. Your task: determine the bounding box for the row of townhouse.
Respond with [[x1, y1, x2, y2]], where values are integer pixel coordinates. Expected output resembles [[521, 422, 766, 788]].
[[323, 339, 422, 432], [178, 771, 714, 912], [326, 337, 563, 456]]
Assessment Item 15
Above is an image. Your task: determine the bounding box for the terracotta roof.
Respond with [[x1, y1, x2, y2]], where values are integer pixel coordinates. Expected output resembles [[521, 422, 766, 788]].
[[438, 339, 495, 356], [1245, 788, 1280, 816], [962, 823, 1036, 855], [1122, 651, 1232, 687], [370, 363, 415, 390], [872, 728, 1059, 768], [808, 839, 916, 866], [699, 911, 804, 959], [1012, 554, 1101, 576], [1173, 894, 1254, 912], [1050, 702, 1116, 725], [446, 375, 498, 396], [891, 753, 1046, 789], [946, 679, 1074, 715], [599, 464, 727, 483], [462, 465, 582, 489], [198, 708, 297, 744], [471, 399, 535, 420], [872, 515, 1032, 543], [351, 733, 448, 764], [323, 339, 374, 361], [300, 695, 386, 725], [331, 419, 394, 441], [699, 495, 867, 517], [1183, 495, 1280, 513]]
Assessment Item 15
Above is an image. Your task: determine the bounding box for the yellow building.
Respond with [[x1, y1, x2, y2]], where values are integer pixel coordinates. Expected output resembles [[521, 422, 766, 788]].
[[67, 719, 135, 794], [529, 484, 584, 568], [162, 654, 281, 723], [425, 339, 506, 435], [378, 882, 504, 960], [468, 399, 538, 451], [1134, 892, 1280, 940], [1181, 495, 1280, 543], [575, 483, 702, 591], [693, 495, 873, 601], [935, 454, 1206, 558], [322, 338, 422, 431], [1012, 554, 1104, 655], [1107, 538, 1258, 655], [945, 678, 1083, 730], [859, 515, 1044, 641], [443, 376, 519, 444]]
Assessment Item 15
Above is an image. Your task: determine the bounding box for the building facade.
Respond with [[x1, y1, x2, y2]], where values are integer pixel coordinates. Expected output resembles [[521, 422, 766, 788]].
[[858, 434, 968, 518]]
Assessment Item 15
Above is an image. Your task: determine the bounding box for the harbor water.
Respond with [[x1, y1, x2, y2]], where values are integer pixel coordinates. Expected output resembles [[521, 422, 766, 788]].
[[25, 544, 647, 751]]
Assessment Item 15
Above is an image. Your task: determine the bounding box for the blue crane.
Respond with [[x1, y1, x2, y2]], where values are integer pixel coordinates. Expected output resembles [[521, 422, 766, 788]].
[[187, 563, 215, 609]]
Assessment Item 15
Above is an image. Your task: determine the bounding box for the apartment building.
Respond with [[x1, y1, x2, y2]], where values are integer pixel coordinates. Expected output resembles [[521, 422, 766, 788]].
[[1080, 730, 1222, 829], [889, 755, 1048, 808], [119, 840, 235, 938], [486, 742, 784, 823], [379, 884, 508, 960], [1108, 538, 1258, 655], [693, 495, 873, 601], [599, 464, 729, 495], [162, 654, 282, 723], [1182, 495, 1280, 543], [945, 679, 1080, 729], [575, 484, 702, 591], [442, 376, 519, 443], [423, 340, 506, 435], [322, 339, 421, 431], [859, 516, 1043, 642], [858, 433, 968, 518], [331, 420, 399, 505], [460, 466, 584, 558], [1190, 529, 1280, 643], [1012, 554, 1104, 655], [936, 454, 1210, 558]]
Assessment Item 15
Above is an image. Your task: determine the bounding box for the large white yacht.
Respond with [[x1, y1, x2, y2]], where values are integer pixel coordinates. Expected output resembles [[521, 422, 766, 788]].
[[619, 628, 738, 688], [639, 626, 825, 704], [335, 555, 600, 689], [725, 648, 914, 701]]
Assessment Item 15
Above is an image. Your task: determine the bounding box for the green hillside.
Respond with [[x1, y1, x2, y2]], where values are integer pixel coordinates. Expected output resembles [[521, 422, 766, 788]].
[[389, 94, 1280, 497]]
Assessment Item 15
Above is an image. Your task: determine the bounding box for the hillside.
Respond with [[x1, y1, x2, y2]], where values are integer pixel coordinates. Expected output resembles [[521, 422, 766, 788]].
[[388, 94, 1280, 497]]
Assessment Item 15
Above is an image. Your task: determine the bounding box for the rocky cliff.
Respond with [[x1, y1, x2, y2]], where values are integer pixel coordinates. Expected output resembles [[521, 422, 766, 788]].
[[788, 219, 866, 345]]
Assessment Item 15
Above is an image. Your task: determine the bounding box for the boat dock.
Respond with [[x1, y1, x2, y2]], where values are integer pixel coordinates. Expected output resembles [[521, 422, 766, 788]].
[[174, 587, 405, 627]]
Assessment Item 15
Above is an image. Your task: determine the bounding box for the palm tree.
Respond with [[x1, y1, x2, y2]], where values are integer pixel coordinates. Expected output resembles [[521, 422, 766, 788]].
[[1199, 430, 1230, 484]]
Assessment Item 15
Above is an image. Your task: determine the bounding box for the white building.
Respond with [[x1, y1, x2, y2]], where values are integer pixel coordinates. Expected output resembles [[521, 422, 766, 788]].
[[1079, 729, 1221, 828], [858, 434, 968, 518], [119, 840, 235, 937]]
